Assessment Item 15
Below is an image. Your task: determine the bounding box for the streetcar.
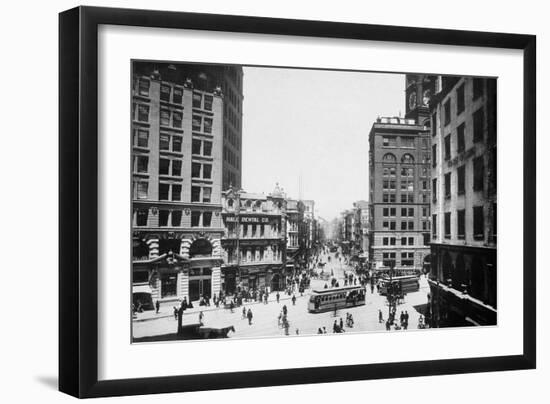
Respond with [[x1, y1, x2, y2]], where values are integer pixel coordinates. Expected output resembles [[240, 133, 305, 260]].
[[378, 275, 419, 296], [307, 285, 366, 313]]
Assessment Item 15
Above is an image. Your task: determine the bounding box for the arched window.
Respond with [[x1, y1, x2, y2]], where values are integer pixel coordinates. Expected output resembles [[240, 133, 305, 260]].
[[382, 153, 396, 162], [402, 154, 415, 164], [189, 238, 213, 258], [227, 198, 234, 207]]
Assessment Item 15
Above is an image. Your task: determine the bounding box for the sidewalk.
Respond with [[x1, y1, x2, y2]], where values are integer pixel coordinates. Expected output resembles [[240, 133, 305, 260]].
[[133, 291, 306, 322]]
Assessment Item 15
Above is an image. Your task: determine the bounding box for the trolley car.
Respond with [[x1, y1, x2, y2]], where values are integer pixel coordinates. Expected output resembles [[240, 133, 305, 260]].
[[307, 285, 366, 313]]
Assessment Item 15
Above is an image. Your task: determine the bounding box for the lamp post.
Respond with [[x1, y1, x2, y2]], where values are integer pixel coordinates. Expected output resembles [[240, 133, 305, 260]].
[[387, 259, 396, 323]]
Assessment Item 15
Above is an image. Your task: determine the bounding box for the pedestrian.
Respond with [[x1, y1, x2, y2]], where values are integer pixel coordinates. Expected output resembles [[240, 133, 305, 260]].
[[323, 327, 327, 334], [247, 308, 253, 325], [264, 293, 268, 304], [333, 320, 338, 333], [370, 283, 374, 294], [318, 328, 323, 334], [292, 294, 296, 306], [276, 291, 280, 303], [378, 309, 383, 323], [400, 311, 405, 325], [155, 300, 160, 314], [199, 311, 204, 326], [339, 317, 344, 331], [385, 319, 391, 331], [242, 306, 246, 319], [282, 305, 287, 316], [173, 306, 178, 320], [295, 328, 300, 335]]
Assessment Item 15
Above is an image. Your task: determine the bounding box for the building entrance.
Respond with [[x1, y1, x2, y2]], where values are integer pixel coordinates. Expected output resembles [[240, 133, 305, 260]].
[[188, 267, 212, 301]]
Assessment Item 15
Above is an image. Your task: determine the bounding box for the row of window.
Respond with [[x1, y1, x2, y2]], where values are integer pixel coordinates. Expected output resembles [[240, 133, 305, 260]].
[[382, 237, 415, 246], [382, 166, 430, 179], [432, 204, 495, 240], [133, 156, 213, 180], [224, 125, 239, 149], [192, 115, 213, 134], [381, 220, 431, 231], [432, 156, 485, 201], [132, 180, 213, 203], [382, 192, 420, 203], [382, 153, 415, 164], [382, 207, 416, 217], [223, 145, 240, 169], [192, 92, 213, 111], [225, 222, 282, 238], [381, 252, 415, 267], [382, 136, 427, 149], [135, 209, 214, 227]]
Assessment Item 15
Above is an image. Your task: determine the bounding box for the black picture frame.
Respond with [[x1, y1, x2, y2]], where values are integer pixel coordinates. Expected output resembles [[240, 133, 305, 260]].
[[59, 6, 536, 398]]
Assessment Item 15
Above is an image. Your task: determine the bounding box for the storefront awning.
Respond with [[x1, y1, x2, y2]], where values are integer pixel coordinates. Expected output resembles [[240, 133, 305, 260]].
[[132, 284, 152, 295]]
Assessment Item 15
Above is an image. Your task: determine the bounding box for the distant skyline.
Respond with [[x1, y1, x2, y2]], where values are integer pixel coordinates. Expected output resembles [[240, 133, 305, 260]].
[[241, 66, 405, 221]]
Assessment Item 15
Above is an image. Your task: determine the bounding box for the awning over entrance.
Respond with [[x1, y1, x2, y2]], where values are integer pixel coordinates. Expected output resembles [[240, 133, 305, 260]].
[[132, 284, 153, 295]]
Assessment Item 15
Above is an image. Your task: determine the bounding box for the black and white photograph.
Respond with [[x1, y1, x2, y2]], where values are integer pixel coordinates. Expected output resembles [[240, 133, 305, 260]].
[[130, 61, 497, 342]]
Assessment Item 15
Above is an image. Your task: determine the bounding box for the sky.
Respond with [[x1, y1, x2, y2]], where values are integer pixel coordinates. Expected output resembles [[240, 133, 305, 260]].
[[241, 66, 404, 222]]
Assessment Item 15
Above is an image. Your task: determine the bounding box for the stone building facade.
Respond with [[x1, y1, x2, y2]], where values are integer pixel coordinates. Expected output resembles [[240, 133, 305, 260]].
[[131, 66, 225, 305], [368, 117, 432, 275], [428, 76, 497, 327]]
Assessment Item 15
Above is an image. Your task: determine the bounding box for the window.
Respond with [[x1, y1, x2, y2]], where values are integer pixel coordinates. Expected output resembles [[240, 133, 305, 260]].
[[390, 221, 396, 230], [192, 139, 201, 155], [191, 211, 201, 227], [173, 87, 183, 104], [169, 184, 181, 201], [444, 99, 451, 126], [401, 137, 414, 148], [401, 208, 407, 217], [160, 84, 171, 102], [136, 155, 148, 173], [204, 118, 213, 134], [432, 144, 437, 167], [457, 123, 465, 153], [382, 221, 389, 230], [456, 83, 465, 115], [137, 104, 149, 122], [390, 237, 396, 246], [191, 186, 201, 202], [159, 210, 169, 227], [193, 93, 202, 108], [432, 214, 437, 237], [382, 153, 396, 162], [171, 210, 182, 227], [192, 115, 202, 131], [203, 141, 212, 156], [401, 167, 413, 177], [135, 181, 148, 200], [408, 221, 414, 230], [473, 108, 484, 142], [159, 158, 170, 175], [202, 187, 212, 203], [173, 111, 182, 128], [160, 134, 170, 151], [444, 135, 451, 160], [160, 109, 170, 126], [401, 154, 414, 164], [192, 162, 201, 178], [172, 136, 182, 152], [203, 212, 212, 227], [457, 209, 465, 239], [473, 78, 483, 100], [204, 95, 213, 111], [382, 137, 397, 147], [383, 208, 389, 217], [444, 172, 451, 199], [383, 237, 389, 246], [172, 160, 182, 177], [408, 208, 414, 216], [133, 129, 148, 148], [136, 209, 148, 226], [138, 78, 150, 96], [422, 207, 428, 217], [401, 221, 407, 230], [457, 165, 466, 195], [444, 212, 451, 239], [431, 112, 437, 137], [432, 178, 437, 202], [401, 252, 414, 266], [159, 183, 169, 200], [473, 206, 484, 240], [473, 156, 485, 191], [203, 164, 212, 179]]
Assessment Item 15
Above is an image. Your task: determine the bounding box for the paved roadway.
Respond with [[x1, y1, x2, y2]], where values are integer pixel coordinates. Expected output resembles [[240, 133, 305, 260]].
[[132, 251, 430, 340]]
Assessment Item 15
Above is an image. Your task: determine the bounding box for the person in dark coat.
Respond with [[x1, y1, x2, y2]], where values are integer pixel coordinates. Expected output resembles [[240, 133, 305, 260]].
[[247, 308, 253, 325], [339, 317, 344, 331], [282, 305, 288, 316], [291, 294, 296, 306], [173, 306, 178, 320], [155, 300, 160, 314], [276, 291, 280, 303]]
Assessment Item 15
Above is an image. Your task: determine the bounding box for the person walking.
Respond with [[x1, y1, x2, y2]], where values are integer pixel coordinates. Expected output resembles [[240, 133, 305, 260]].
[[247, 308, 253, 325], [282, 305, 287, 316], [155, 300, 160, 314], [173, 306, 178, 320], [198, 311, 204, 326], [292, 294, 297, 306], [242, 306, 246, 319], [378, 309, 383, 323], [333, 320, 339, 333], [276, 291, 280, 303], [339, 317, 344, 331]]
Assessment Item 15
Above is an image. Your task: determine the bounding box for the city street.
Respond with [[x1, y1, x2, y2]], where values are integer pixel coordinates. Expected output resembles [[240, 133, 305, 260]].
[[133, 252, 430, 341]]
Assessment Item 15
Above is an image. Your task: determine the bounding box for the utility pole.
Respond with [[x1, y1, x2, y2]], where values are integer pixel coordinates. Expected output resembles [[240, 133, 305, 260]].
[[387, 260, 396, 323], [235, 188, 241, 293]]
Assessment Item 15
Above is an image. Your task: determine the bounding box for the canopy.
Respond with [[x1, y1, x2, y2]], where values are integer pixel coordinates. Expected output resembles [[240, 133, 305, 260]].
[[132, 284, 152, 295]]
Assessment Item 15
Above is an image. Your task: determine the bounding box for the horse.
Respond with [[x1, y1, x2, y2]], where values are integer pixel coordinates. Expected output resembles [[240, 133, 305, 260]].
[[198, 325, 236, 339]]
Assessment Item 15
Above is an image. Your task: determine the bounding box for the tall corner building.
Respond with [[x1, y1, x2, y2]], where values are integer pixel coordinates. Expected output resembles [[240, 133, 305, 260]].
[[428, 76, 497, 327], [131, 61, 242, 306], [368, 116, 432, 275]]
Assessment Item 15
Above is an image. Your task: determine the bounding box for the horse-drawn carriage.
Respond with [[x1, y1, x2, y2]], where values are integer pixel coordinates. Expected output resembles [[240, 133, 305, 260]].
[[196, 325, 236, 339]]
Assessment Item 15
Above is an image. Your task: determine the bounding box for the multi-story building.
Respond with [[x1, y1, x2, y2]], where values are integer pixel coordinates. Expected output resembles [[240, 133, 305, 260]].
[[220, 187, 287, 293], [286, 198, 306, 274], [428, 76, 497, 327], [131, 66, 225, 305], [133, 62, 244, 191], [353, 200, 370, 259], [368, 116, 432, 275]]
